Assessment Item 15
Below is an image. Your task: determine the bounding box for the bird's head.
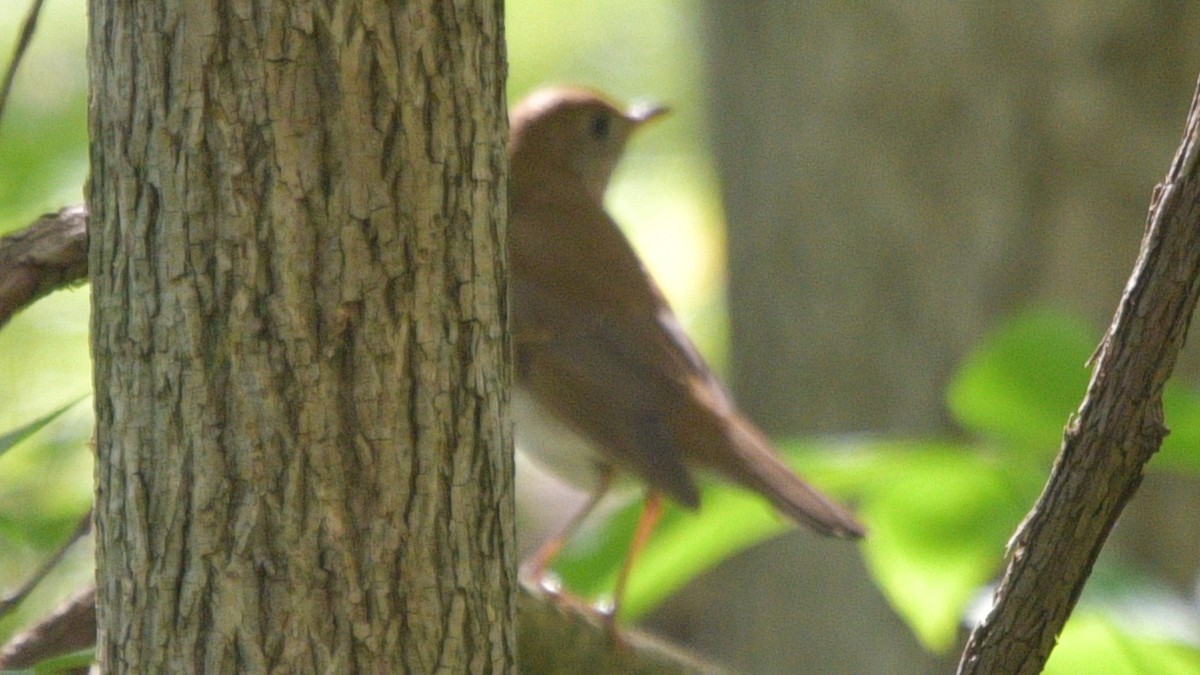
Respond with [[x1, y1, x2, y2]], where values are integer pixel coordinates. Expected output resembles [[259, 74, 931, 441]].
[[510, 87, 669, 203]]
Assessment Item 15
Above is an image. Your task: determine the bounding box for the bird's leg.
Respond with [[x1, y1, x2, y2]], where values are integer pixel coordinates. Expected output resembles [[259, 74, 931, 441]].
[[606, 491, 664, 627], [520, 470, 613, 590]]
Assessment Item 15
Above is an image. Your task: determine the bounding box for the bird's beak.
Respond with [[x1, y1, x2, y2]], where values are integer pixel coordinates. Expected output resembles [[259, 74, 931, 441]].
[[626, 101, 671, 126]]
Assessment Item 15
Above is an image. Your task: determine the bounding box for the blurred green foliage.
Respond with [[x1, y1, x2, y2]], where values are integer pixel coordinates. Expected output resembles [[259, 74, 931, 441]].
[[947, 310, 1096, 453], [0, 1, 87, 233], [553, 308, 1200, 669], [1046, 611, 1200, 675], [0, 0, 94, 654], [3, 2, 1200, 673]]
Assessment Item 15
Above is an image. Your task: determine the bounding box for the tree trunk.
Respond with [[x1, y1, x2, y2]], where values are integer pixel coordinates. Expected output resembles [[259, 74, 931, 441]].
[[87, 2, 511, 672]]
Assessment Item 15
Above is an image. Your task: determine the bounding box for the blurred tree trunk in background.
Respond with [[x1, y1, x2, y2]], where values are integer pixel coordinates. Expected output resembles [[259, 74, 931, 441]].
[[645, 3, 1200, 673], [88, 1, 511, 671]]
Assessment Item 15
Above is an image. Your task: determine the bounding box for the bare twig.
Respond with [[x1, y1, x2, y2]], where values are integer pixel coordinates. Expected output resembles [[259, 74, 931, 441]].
[[0, 205, 88, 329], [0, 509, 92, 620], [0, 585, 95, 670], [0, 583, 725, 674], [518, 585, 728, 674], [958, 74, 1200, 673], [0, 0, 47, 134]]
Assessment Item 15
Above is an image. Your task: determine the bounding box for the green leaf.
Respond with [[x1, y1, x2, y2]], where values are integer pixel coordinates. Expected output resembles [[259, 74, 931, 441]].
[[545, 307, 1200, 647], [551, 495, 642, 599], [0, 88, 88, 234], [844, 439, 1040, 651], [1045, 611, 1200, 675], [619, 485, 789, 620], [1158, 383, 1200, 474], [0, 397, 87, 460], [552, 436, 1042, 647], [947, 309, 1096, 454], [551, 441, 860, 620]]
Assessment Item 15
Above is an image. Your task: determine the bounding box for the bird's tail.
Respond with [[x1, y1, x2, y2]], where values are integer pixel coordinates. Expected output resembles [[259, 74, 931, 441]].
[[681, 397, 865, 539], [729, 414, 865, 538]]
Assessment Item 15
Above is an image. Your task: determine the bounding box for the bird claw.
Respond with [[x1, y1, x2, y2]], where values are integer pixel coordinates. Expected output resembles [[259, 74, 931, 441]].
[[521, 571, 623, 632]]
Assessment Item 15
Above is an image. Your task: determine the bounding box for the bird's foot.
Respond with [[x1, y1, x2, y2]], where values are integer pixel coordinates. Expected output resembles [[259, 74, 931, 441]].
[[520, 567, 625, 639]]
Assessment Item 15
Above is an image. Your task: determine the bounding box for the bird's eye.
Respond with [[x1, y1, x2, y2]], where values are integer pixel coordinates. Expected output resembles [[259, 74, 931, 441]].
[[589, 113, 611, 141]]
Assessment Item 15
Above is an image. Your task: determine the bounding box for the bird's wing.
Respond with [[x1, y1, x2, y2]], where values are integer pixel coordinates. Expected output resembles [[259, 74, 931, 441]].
[[512, 198, 713, 507], [513, 198, 865, 537], [515, 274, 702, 508]]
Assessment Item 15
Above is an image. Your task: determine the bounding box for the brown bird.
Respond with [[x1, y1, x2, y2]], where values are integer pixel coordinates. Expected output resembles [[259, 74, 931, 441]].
[[510, 87, 864, 618]]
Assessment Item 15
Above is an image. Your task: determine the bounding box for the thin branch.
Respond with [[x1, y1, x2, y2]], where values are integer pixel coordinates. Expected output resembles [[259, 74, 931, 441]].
[[518, 586, 728, 674], [0, 584, 725, 674], [0, 0, 46, 135], [957, 73, 1200, 673], [0, 585, 95, 670], [0, 509, 92, 620], [0, 205, 89, 329]]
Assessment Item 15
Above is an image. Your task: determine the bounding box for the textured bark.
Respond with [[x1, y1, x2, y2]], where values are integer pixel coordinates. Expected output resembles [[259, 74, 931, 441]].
[[88, 1, 511, 672], [958, 75, 1200, 674], [0, 203, 717, 671], [1, 583, 722, 674]]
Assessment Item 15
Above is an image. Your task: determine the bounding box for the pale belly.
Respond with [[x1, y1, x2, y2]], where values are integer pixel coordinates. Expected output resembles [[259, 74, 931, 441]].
[[512, 385, 613, 493]]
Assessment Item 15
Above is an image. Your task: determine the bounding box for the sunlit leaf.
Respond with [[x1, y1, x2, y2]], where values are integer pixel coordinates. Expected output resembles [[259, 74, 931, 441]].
[[844, 440, 1040, 651], [619, 485, 789, 620], [552, 495, 642, 599], [554, 436, 1044, 646], [549, 307, 1200, 654], [947, 309, 1096, 453], [553, 483, 788, 617], [1159, 383, 1200, 474], [1046, 611, 1200, 675], [552, 441, 861, 620]]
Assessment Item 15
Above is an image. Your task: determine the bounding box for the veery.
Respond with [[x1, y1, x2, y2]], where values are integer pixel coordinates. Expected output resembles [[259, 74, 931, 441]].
[[509, 87, 864, 619]]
